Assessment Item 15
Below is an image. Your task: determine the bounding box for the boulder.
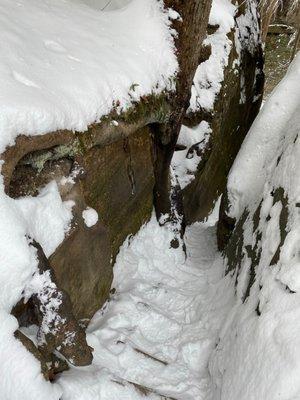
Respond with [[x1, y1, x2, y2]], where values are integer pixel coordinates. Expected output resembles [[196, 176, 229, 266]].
[[10, 126, 154, 322], [182, 0, 264, 223]]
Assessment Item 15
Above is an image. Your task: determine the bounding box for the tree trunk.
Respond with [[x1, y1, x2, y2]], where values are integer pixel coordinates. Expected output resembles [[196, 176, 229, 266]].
[[151, 0, 212, 229], [260, 0, 279, 42]]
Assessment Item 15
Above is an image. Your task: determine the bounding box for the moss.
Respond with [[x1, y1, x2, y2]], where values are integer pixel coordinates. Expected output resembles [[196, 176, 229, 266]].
[[224, 188, 290, 301], [264, 33, 294, 98], [183, 24, 263, 223], [118, 91, 171, 125], [22, 140, 81, 172], [239, 200, 264, 301]]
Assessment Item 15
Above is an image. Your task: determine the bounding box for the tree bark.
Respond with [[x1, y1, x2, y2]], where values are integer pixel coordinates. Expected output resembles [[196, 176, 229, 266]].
[[151, 0, 212, 229]]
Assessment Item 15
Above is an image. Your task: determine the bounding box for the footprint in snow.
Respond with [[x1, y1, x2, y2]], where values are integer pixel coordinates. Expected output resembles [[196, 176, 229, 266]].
[[12, 71, 40, 88], [44, 39, 67, 54], [68, 55, 82, 62]]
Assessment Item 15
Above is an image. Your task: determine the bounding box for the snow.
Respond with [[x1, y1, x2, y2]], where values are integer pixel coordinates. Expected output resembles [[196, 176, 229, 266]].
[[209, 0, 236, 32], [209, 53, 300, 400], [82, 207, 99, 228], [0, 1, 178, 397], [176, 0, 237, 191], [0, 180, 72, 400], [227, 53, 300, 219], [0, 0, 299, 398], [0, 0, 178, 153], [58, 212, 234, 400], [172, 122, 212, 189], [189, 0, 236, 112], [26, 269, 65, 346], [17, 181, 74, 257], [0, 4, 177, 394], [71, 0, 132, 11], [189, 0, 261, 113], [0, 312, 63, 400]]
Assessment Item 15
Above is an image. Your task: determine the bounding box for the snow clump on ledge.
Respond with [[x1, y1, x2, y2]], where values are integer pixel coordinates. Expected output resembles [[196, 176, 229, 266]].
[[82, 207, 99, 228]]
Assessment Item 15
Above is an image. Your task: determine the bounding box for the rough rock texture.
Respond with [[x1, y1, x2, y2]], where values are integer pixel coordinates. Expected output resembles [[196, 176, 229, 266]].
[[30, 240, 93, 366], [81, 126, 154, 259], [150, 0, 212, 227], [4, 1, 266, 380], [52, 127, 154, 319], [10, 126, 154, 321], [183, 1, 264, 223], [209, 53, 300, 396]]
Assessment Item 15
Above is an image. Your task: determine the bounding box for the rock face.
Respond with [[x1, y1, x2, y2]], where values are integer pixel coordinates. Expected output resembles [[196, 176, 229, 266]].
[[5, 0, 266, 380], [10, 126, 154, 321], [52, 127, 154, 319], [211, 56, 300, 399], [181, 0, 264, 223], [8, 0, 265, 325]]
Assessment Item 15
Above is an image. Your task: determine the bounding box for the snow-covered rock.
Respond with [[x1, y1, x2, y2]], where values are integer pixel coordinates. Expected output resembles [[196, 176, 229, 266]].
[[174, 0, 264, 223], [213, 53, 300, 400], [0, 0, 177, 153]]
